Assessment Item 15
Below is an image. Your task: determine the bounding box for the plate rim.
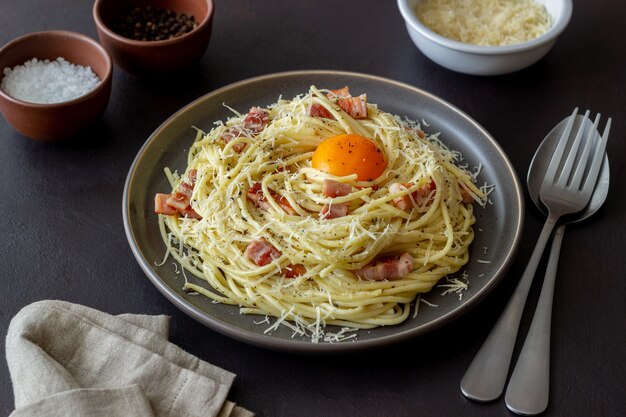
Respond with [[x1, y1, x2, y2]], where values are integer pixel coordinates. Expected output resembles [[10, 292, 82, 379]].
[[123, 69, 525, 353]]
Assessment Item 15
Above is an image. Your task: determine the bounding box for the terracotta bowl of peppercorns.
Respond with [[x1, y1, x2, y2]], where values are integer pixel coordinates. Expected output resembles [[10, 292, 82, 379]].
[[93, 0, 214, 75]]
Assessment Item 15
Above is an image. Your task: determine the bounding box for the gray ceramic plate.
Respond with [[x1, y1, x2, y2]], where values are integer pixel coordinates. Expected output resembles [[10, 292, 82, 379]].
[[123, 70, 524, 353]]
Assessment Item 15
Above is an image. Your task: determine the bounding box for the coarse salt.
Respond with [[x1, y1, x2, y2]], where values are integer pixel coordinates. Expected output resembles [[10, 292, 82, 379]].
[[1, 57, 100, 104]]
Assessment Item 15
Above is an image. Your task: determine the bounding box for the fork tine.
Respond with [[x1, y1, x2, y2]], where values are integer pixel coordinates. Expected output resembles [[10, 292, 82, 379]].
[[542, 108, 579, 187], [555, 110, 590, 188], [581, 117, 611, 194], [569, 113, 601, 190]]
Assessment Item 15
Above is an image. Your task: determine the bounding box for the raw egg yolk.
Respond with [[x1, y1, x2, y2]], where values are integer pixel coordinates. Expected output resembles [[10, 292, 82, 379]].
[[311, 134, 387, 181]]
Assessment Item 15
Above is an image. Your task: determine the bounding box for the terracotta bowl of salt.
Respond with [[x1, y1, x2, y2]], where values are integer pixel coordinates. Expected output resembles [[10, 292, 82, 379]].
[[93, 0, 214, 75], [0, 30, 113, 142]]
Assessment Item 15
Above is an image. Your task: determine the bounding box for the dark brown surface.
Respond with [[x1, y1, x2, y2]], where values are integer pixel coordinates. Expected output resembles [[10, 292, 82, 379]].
[[1, 0, 624, 416]]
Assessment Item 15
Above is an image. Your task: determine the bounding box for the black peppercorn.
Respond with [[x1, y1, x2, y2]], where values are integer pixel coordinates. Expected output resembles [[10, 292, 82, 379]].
[[111, 6, 198, 41]]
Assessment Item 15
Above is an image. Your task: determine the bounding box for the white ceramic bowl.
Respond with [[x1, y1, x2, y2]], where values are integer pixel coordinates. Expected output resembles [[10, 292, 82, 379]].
[[397, 0, 572, 76]]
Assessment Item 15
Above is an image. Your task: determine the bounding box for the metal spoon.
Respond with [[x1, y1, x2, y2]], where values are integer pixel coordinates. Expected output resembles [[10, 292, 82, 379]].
[[504, 115, 610, 415], [460, 111, 609, 402]]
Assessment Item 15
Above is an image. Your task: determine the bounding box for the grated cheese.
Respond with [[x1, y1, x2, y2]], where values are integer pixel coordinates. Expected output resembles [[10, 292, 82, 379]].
[[413, 295, 421, 318], [439, 277, 469, 300], [415, 0, 552, 46], [420, 298, 439, 308], [158, 86, 493, 343]]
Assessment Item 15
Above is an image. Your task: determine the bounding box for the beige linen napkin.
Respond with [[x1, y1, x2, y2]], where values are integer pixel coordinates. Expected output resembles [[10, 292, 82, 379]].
[[5, 300, 253, 417]]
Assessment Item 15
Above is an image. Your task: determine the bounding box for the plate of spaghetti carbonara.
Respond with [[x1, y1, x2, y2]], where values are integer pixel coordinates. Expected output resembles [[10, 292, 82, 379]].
[[123, 71, 523, 352]]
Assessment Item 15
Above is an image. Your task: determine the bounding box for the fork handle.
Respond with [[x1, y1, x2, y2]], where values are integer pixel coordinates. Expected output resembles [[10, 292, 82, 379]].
[[460, 213, 558, 402], [505, 224, 565, 415]]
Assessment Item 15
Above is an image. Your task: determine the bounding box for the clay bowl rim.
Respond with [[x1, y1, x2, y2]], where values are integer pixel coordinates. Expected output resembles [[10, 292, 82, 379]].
[[93, 0, 215, 48], [0, 30, 113, 109]]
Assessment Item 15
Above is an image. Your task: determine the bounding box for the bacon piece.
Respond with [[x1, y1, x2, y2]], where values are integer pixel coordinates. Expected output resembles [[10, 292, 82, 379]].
[[404, 125, 426, 139], [247, 183, 297, 215], [222, 108, 269, 152], [245, 237, 282, 266], [165, 191, 190, 211], [310, 103, 334, 119], [221, 126, 241, 143], [312, 87, 366, 119], [327, 87, 351, 99], [389, 181, 436, 211], [337, 94, 368, 119], [322, 179, 351, 198], [181, 206, 202, 219], [354, 252, 414, 281], [165, 177, 197, 211], [389, 183, 413, 211], [320, 203, 349, 219], [460, 185, 474, 203], [177, 181, 194, 198], [232, 142, 247, 153], [320, 180, 352, 219], [276, 196, 297, 215], [243, 107, 269, 133], [155, 171, 202, 218], [187, 169, 197, 185], [247, 183, 272, 211], [413, 180, 436, 205], [221, 126, 247, 153], [154, 193, 178, 215], [282, 264, 306, 278]]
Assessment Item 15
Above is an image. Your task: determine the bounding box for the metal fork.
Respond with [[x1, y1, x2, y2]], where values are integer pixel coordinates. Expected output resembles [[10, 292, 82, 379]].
[[538, 110, 610, 221], [460, 109, 611, 403], [504, 112, 611, 415]]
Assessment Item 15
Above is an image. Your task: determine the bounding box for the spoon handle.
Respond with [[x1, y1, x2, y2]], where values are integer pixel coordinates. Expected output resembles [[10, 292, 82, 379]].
[[504, 224, 565, 415], [460, 214, 558, 402]]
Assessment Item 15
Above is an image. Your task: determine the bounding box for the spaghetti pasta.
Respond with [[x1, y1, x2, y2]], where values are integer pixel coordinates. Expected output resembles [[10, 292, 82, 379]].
[[156, 85, 485, 331]]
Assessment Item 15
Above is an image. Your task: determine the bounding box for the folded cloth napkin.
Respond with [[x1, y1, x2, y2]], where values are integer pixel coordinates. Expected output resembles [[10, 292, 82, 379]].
[[5, 300, 253, 417]]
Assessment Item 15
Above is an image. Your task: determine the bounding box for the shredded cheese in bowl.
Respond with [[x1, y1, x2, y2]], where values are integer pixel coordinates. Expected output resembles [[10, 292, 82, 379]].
[[414, 0, 552, 46]]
